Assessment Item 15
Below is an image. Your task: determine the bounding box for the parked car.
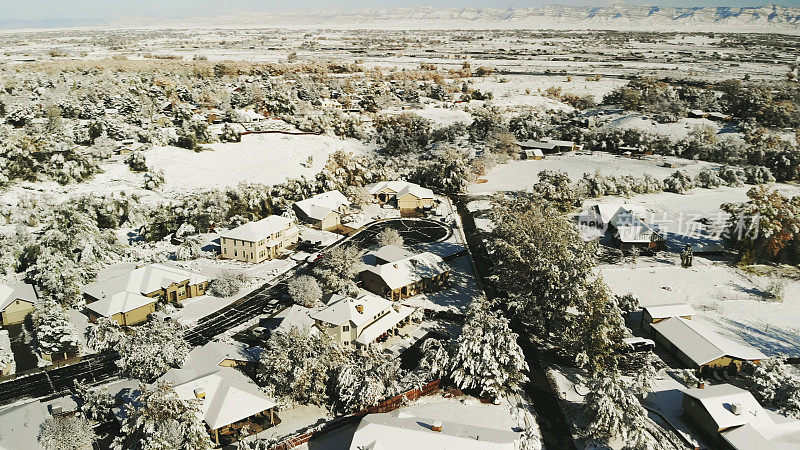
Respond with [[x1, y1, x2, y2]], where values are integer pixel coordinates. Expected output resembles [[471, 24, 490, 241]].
[[622, 337, 655, 353]]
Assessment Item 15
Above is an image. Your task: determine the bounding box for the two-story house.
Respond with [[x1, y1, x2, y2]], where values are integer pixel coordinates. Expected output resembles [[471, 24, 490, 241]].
[[219, 216, 299, 263]]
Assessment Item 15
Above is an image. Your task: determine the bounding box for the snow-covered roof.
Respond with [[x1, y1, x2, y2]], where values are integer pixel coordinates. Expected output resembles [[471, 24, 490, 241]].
[[0, 401, 47, 450], [219, 215, 294, 242], [355, 304, 416, 346], [82, 263, 209, 299], [367, 245, 416, 265], [293, 190, 350, 222], [312, 293, 393, 328], [350, 408, 520, 450], [0, 282, 37, 310], [272, 304, 316, 332], [158, 367, 276, 430], [652, 317, 765, 367], [183, 341, 256, 371], [683, 383, 800, 448], [367, 181, 434, 199], [362, 251, 448, 291], [85, 292, 157, 317], [643, 304, 697, 320]]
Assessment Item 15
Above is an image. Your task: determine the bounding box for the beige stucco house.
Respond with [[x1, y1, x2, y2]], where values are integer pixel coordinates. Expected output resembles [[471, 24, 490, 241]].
[[359, 246, 450, 301], [293, 190, 350, 231], [311, 292, 420, 349], [220, 216, 299, 263], [82, 263, 209, 305], [85, 292, 158, 326], [0, 283, 37, 326], [367, 181, 436, 212]]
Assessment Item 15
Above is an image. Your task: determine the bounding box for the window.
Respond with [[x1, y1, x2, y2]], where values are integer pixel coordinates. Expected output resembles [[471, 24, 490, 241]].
[[250, 252, 254, 259], [250, 242, 253, 247], [342, 325, 350, 332], [234, 250, 238, 256], [223, 248, 227, 254]]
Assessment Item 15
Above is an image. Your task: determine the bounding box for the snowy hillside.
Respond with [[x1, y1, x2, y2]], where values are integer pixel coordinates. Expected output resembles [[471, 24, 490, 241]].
[[108, 5, 800, 33]]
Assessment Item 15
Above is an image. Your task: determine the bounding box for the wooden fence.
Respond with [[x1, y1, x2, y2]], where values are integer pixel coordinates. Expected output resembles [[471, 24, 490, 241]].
[[270, 379, 441, 450]]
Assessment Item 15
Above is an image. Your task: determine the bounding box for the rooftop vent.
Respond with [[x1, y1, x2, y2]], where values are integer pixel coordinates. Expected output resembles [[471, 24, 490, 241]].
[[194, 388, 206, 399], [431, 421, 443, 432], [50, 403, 63, 415], [356, 304, 364, 314]]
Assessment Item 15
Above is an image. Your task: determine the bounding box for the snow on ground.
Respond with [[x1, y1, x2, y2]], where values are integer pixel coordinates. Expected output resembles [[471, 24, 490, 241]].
[[600, 259, 800, 357], [146, 133, 370, 193], [600, 114, 738, 141], [469, 152, 716, 194], [245, 404, 330, 444], [404, 254, 480, 314], [471, 74, 627, 104], [342, 204, 401, 229], [381, 103, 473, 126], [298, 227, 343, 247]]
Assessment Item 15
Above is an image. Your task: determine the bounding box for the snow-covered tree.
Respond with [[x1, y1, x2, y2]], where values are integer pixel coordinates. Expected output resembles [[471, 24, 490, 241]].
[[334, 348, 404, 413], [450, 299, 529, 399], [288, 275, 322, 307], [488, 194, 595, 337], [113, 381, 213, 450], [209, 270, 251, 297], [34, 300, 80, 361], [0, 330, 14, 375], [741, 357, 800, 419], [313, 245, 361, 295], [38, 414, 95, 450], [532, 170, 583, 212], [572, 278, 625, 377], [695, 167, 724, 189], [376, 228, 404, 248], [418, 338, 451, 379], [117, 320, 190, 382], [125, 151, 148, 172], [143, 169, 165, 190], [75, 380, 116, 422], [663, 170, 695, 194], [634, 353, 661, 398], [744, 165, 776, 185], [584, 371, 649, 443], [86, 317, 125, 353], [257, 327, 341, 405], [346, 185, 372, 207], [719, 165, 745, 187]]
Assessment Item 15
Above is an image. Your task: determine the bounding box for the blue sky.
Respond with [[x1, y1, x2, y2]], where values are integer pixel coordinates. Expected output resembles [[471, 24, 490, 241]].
[[0, 0, 795, 23]]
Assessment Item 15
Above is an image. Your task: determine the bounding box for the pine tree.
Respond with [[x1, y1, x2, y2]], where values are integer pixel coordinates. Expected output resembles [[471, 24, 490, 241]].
[[313, 245, 361, 295], [34, 300, 80, 360], [572, 278, 625, 377], [584, 371, 649, 443], [376, 228, 404, 248], [288, 275, 322, 307], [117, 320, 190, 382], [450, 299, 529, 399], [86, 317, 124, 353], [334, 348, 404, 413], [113, 382, 213, 450]]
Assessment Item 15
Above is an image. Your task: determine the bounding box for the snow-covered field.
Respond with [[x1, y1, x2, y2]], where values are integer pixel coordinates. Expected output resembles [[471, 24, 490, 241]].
[[469, 153, 716, 194], [472, 74, 628, 104], [147, 133, 370, 193]]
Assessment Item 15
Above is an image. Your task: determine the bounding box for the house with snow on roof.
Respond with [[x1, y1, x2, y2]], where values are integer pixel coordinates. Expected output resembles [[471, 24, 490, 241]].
[[0, 282, 37, 326], [517, 137, 581, 154], [649, 315, 765, 374], [156, 367, 279, 446], [359, 245, 450, 301], [640, 304, 697, 334], [85, 292, 158, 326], [82, 262, 209, 305], [349, 405, 521, 450], [580, 204, 664, 252], [366, 180, 436, 212], [183, 341, 258, 371], [311, 292, 421, 349], [681, 383, 800, 450], [292, 190, 350, 231], [219, 215, 299, 263]]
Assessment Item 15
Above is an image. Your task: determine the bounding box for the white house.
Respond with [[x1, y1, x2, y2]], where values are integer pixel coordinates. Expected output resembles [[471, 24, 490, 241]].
[[219, 215, 299, 263], [82, 262, 210, 304], [157, 367, 279, 446], [359, 246, 450, 300], [350, 407, 521, 450], [682, 384, 800, 449]]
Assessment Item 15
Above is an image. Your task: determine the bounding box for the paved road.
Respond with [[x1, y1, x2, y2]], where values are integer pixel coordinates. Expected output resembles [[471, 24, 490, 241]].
[[0, 218, 453, 407]]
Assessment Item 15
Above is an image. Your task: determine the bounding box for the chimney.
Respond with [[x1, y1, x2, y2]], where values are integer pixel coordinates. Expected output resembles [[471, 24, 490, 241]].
[[356, 304, 364, 314], [194, 388, 206, 399], [431, 421, 443, 432], [50, 403, 63, 415], [697, 382, 705, 389], [731, 402, 743, 415]]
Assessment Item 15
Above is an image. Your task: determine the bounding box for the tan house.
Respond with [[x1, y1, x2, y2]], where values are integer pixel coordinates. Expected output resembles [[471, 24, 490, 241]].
[[85, 292, 158, 326], [82, 263, 210, 305], [293, 190, 350, 231], [0, 283, 37, 326], [311, 292, 420, 349], [366, 181, 436, 211], [220, 216, 299, 263], [359, 246, 449, 301], [650, 316, 765, 373], [517, 138, 582, 154]]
